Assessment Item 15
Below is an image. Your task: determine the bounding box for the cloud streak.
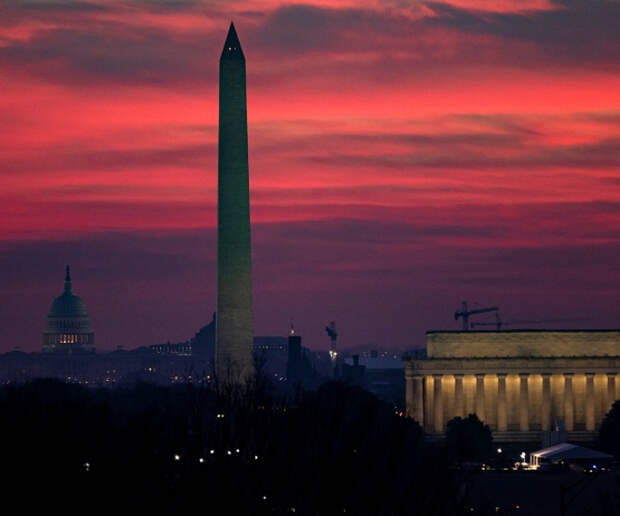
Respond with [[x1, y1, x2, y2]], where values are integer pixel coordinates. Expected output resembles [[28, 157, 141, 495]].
[[1, 1, 619, 351]]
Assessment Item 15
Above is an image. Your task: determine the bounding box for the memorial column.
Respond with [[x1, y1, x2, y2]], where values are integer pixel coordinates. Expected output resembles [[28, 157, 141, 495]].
[[406, 375, 414, 417], [433, 374, 444, 432], [412, 375, 424, 426], [541, 373, 552, 431], [475, 374, 486, 422], [497, 373, 507, 432], [519, 373, 530, 432], [454, 374, 464, 419], [607, 373, 617, 414], [585, 372, 595, 431], [563, 373, 574, 431]]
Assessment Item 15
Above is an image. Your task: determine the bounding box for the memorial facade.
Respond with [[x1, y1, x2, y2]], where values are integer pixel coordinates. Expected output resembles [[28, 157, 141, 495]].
[[404, 331, 620, 442]]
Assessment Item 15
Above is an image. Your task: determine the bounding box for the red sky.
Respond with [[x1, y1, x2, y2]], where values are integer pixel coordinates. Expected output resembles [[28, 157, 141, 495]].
[[1, 0, 619, 352]]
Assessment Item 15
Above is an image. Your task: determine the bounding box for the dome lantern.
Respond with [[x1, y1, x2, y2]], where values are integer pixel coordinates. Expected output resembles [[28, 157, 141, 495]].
[[64, 264, 72, 293]]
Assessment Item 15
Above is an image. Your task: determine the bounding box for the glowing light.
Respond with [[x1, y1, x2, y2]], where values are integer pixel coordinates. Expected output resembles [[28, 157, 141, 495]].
[[210, 449, 215, 454], [199, 458, 204, 463], [174, 454, 180, 461], [497, 448, 502, 453]]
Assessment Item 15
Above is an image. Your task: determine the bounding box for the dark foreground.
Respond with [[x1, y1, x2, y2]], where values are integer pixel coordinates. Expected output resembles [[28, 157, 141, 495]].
[[1, 379, 455, 515], [4, 379, 618, 515]]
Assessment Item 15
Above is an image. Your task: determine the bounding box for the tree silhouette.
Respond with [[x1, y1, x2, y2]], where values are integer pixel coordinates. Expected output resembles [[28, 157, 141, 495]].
[[0, 378, 460, 514], [597, 399, 620, 457], [445, 413, 493, 464]]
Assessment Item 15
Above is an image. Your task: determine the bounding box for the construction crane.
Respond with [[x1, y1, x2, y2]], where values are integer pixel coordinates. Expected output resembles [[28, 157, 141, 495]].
[[471, 317, 591, 330], [470, 312, 503, 330], [454, 301, 499, 331], [325, 321, 338, 361]]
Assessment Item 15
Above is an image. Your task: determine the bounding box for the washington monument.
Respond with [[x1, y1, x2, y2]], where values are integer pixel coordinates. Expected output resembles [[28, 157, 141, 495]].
[[216, 23, 254, 384]]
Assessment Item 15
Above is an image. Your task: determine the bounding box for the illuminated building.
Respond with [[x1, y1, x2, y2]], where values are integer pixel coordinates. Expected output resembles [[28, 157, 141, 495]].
[[404, 330, 620, 442], [42, 265, 94, 354], [216, 22, 254, 384]]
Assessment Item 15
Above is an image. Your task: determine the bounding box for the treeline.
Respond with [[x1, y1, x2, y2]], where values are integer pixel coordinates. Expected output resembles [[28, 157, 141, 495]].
[[0, 378, 459, 515]]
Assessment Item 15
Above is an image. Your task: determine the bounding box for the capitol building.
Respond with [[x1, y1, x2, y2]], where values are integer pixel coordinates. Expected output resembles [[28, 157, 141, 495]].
[[42, 266, 94, 354]]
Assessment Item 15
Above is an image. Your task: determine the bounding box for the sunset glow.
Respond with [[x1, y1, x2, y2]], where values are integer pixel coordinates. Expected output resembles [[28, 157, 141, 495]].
[[2, 0, 619, 351]]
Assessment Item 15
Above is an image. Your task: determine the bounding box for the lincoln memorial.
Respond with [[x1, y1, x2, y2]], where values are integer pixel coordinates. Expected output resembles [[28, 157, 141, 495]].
[[404, 331, 620, 442]]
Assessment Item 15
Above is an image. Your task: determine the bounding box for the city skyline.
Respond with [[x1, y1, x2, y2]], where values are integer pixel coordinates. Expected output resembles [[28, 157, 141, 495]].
[[1, 1, 620, 352]]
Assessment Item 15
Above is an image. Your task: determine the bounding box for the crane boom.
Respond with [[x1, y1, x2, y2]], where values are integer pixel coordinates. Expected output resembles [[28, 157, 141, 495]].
[[470, 312, 502, 330], [464, 307, 498, 316], [454, 301, 499, 331]]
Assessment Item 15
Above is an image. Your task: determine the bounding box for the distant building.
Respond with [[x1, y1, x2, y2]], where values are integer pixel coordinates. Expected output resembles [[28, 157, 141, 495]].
[[529, 442, 613, 470], [341, 354, 365, 385], [404, 330, 620, 443], [287, 330, 302, 381], [253, 336, 288, 353], [150, 341, 192, 356], [42, 266, 94, 354], [191, 313, 216, 363], [149, 316, 292, 380], [253, 336, 288, 380], [343, 354, 405, 408], [285, 328, 320, 388], [150, 314, 215, 361]]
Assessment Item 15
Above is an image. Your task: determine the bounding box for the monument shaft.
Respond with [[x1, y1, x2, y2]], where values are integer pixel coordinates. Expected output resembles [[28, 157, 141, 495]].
[[216, 24, 254, 383]]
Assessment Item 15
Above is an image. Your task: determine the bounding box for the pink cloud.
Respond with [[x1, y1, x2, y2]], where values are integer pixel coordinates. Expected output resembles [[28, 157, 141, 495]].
[[1, 1, 619, 351]]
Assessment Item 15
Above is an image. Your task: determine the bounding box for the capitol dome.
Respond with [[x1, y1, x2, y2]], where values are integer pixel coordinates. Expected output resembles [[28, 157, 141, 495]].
[[42, 266, 95, 353]]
